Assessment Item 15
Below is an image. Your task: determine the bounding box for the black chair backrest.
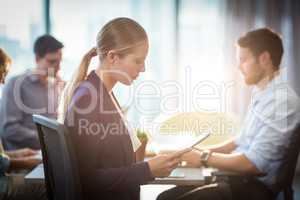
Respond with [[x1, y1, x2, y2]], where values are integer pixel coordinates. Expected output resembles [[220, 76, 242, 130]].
[[33, 114, 82, 200], [272, 123, 300, 198]]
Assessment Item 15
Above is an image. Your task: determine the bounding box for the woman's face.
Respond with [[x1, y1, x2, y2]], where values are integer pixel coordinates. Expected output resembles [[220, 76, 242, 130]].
[[110, 41, 148, 85]]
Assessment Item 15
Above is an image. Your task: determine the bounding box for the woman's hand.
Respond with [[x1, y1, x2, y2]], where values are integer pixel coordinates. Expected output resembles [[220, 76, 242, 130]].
[[147, 148, 191, 178]]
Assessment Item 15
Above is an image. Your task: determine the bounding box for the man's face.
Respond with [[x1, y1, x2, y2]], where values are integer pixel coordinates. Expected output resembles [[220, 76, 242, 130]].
[[36, 49, 62, 77], [237, 47, 265, 85]]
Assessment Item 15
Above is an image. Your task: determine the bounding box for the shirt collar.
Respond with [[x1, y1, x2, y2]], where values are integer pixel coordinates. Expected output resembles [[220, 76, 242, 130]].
[[251, 69, 287, 105], [26, 70, 41, 83]]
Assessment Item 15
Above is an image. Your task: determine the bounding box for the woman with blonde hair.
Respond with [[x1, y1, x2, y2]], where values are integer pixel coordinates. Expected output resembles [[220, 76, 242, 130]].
[[0, 49, 10, 84], [59, 18, 190, 200]]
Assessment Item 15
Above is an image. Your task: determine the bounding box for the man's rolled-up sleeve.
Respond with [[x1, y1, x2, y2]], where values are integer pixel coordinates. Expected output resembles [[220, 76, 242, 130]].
[[243, 103, 298, 173]]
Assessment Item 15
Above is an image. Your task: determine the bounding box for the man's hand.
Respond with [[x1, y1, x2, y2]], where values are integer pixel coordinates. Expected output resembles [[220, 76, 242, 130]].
[[6, 148, 38, 159], [8, 156, 42, 171], [5, 148, 41, 171], [21, 156, 42, 169], [181, 149, 202, 168]]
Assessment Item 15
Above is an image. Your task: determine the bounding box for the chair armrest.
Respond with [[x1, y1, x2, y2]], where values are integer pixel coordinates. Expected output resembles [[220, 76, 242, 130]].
[[211, 170, 242, 177], [209, 170, 256, 186], [212, 170, 266, 177]]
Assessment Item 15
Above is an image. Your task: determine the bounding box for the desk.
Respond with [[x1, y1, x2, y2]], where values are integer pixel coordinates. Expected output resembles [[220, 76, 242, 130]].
[[25, 164, 215, 186]]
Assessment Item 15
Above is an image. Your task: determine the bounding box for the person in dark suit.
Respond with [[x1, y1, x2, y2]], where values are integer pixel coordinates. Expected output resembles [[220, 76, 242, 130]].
[[58, 18, 189, 200]]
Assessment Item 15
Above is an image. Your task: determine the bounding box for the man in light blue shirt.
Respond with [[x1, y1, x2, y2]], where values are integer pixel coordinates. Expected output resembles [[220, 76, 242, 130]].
[[157, 29, 300, 200], [233, 69, 299, 187]]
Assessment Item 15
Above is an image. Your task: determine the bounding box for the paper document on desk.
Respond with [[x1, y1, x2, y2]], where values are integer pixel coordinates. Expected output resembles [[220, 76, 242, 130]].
[[33, 150, 43, 160], [153, 131, 211, 154]]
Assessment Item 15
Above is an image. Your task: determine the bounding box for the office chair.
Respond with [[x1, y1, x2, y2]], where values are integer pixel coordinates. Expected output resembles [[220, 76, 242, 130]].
[[272, 123, 300, 200], [33, 114, 82, 200]]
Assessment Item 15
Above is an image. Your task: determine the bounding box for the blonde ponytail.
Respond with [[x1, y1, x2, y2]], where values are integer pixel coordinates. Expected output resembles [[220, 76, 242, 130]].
[[57, 53, 92, 123]]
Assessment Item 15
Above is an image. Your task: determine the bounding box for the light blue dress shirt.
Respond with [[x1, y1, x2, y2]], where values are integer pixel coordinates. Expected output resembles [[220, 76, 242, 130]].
[[233, 72, 300, 188]]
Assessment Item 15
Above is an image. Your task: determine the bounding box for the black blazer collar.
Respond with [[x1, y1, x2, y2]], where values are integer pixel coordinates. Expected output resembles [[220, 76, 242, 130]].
[[86, 70, 135, 164]]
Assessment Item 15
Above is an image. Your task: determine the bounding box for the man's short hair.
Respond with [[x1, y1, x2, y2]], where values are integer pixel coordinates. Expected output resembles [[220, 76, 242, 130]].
[[34, 35, 64, 58], [237, 28, 284, 69]]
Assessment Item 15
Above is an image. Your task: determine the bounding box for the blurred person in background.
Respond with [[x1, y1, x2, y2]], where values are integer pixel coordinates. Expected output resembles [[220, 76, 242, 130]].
[[0, 35, 65, 150], [0, 48, 46, 200]]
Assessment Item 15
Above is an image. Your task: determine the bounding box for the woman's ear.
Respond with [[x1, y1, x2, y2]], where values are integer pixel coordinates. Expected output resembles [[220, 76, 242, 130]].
[[106, 50, 119, 65]]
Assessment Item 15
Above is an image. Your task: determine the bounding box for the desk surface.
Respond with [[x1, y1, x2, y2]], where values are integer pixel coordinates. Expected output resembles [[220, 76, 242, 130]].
[[25, 164, 214, 186], [25, 164, 44, 184]]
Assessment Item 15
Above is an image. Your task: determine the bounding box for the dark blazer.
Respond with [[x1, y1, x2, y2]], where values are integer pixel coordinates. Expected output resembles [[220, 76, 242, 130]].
[[65, 71, 153, 200]]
